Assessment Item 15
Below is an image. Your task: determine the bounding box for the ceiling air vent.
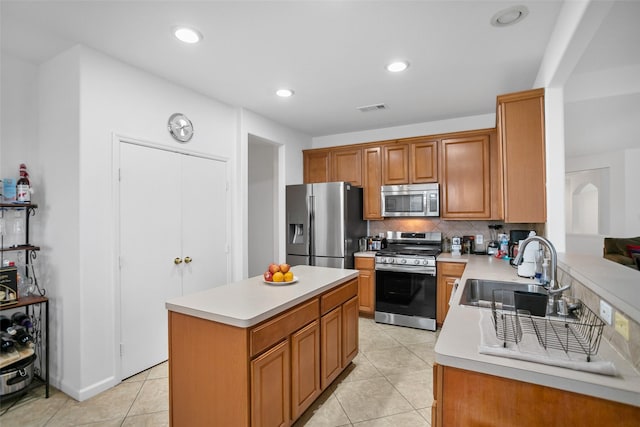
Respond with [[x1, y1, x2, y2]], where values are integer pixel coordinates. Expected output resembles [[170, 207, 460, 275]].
[[357, 103, 387, 112]]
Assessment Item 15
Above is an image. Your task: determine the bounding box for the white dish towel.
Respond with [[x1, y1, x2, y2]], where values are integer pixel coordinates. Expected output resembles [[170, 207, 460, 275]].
[[478, 310, 618, 376]]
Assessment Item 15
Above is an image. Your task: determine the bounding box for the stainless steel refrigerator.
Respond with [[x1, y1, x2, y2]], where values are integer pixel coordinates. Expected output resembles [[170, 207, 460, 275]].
[[286, 182, 366, 269]]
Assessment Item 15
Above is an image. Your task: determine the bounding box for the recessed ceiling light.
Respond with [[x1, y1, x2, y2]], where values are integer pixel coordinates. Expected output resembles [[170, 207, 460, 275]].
[[173, 27, 203, 44], [276, 89, 294, 98], [386, 61, 409, 73], [491, 5, 529, 27]]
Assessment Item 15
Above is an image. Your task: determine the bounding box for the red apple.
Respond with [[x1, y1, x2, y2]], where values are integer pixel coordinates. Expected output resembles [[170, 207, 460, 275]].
[[263, 271, 273, 282], [279, 263, 290, 273], [268, 263, 280, 274]]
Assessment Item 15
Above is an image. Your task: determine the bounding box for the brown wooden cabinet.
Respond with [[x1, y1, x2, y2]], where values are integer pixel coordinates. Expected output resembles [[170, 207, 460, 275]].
[[168, 277, 359, 427], [436, 262, 465, 326], [320, 306, 342, 390], [409, 138, 438, 183], [382, 143, 409, 185], [331, 147, 362, 186], [354, 256, 375, 315], [440, 131, 493, 219], [319, 280, 359, 389], [290, 320, 321, 420], [363, 146, 383, 220], [303, 149, 331, 183], [342, 296, 359, 365], [251, 340, 290, 427], [433, 364, 640, 427], [497, 88, 546, 223]]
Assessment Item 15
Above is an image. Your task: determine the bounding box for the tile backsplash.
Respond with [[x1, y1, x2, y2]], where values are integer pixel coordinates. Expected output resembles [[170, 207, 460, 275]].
[[368, 218, 544, 245], [558, 267, 640, 372]]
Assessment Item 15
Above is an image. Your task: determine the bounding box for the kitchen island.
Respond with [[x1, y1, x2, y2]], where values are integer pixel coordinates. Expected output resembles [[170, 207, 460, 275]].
[[434, 254, 640, 426], [165, 265, 359, 427]]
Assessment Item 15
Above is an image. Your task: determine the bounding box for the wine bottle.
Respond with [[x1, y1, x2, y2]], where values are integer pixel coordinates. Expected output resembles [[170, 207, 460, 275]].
[[0, 332, 15, 352], [16, 163, 31, 203], [12, 312, 33, 329]]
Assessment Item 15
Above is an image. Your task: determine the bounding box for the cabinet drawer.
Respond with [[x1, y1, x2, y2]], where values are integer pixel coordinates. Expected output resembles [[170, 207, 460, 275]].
[[355, 257, 375, 270], [321, 279, 358, 315], [250, 299, 319, 358], [439, 262, 466, 277]]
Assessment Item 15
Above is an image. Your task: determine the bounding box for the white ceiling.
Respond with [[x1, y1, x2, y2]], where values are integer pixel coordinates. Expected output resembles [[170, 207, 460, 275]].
[[1, 0, 638, 156]]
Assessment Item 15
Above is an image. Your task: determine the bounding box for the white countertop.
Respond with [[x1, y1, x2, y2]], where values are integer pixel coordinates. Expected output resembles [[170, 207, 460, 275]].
[[165, 265, 359, 328], [354, 251, 377, 258], [435, 254, 640, 407]]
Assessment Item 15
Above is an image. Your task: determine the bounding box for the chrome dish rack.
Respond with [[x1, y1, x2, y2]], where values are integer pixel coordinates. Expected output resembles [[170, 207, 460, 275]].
[[491, 290, 605, 362]]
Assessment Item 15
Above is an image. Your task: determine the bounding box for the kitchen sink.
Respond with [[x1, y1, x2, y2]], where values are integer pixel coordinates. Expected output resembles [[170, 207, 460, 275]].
[[458, 278, 547, 309]]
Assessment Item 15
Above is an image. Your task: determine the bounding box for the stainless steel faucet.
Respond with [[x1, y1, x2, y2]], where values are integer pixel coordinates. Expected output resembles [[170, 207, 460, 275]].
[[513, 235, 570, 314]]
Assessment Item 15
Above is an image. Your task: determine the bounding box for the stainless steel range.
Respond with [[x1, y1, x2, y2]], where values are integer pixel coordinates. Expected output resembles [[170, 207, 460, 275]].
[[375, 231, 442, 331]]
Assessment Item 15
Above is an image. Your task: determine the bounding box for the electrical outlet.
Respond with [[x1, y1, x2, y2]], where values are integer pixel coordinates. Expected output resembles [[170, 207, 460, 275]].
[[599, 300, 612, 325], [615, 312, 630, 341]]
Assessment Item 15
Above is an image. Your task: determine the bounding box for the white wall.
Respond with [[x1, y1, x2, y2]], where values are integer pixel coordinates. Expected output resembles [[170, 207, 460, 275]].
[[238, 109, 312, 276], [32, 45, 239, 400], [0, 54, 38, 181], [312, 113, 495, 148], [248, 138, 277, 276]]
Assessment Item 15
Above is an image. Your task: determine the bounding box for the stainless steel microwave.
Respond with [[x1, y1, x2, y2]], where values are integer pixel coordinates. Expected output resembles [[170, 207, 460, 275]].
[[381, 183, 439, 217]]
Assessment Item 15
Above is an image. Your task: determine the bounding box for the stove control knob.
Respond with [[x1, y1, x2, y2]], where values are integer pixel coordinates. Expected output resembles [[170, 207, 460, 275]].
[[414, 259, 420, 265], [400, 259, 407, 264]]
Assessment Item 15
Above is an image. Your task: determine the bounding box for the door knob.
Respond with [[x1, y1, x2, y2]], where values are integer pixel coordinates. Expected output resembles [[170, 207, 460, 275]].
[[174, 257, 183, 265], [184, 257, 192, 264]]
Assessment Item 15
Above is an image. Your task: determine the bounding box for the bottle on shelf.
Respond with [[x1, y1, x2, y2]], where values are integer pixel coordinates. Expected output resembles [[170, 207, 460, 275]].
[[12, 312, 33, 330], [16, 163, 31, 203]]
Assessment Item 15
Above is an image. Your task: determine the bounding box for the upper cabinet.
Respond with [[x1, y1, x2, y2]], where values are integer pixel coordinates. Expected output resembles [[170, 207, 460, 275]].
[[409, 138, 438, 183], [440, 130, 494, 219], [303, 149, 331, 183], [362, 146, 383, 220], [382, 143, 409, 185], [331, 147, 362, 187], [497, 88, 546, 223]]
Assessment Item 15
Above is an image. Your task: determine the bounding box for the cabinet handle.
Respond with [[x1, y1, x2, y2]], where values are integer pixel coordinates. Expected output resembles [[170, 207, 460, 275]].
[[174, 257, 183, 265], [184, 257, 192, 264]]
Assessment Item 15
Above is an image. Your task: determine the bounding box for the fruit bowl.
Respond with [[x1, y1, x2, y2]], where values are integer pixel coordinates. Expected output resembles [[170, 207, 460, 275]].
[[262, 276, 298, 285]]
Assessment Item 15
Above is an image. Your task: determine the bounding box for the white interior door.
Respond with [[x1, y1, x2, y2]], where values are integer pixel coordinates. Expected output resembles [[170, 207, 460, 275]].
[[181, 155, 229, 294], [119, 143, 182, 379]]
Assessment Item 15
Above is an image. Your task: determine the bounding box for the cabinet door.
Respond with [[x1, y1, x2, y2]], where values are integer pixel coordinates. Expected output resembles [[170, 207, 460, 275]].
[[410, 139, 438, 183], [320, 306, 342, 389], [331, 148, 362, 187], [363, 146, 383, 220], [120, 142, 183, 378], [382, 143, 409, 185], [498, 89, 546, 223], [354, 257, 375, 315], [291, 320, 321, 421], [181, 155, 229, 294], [251, 340, 291, 427], [440, 134, 491, 219], [342, 296, 359, 366], [303, 150, 331, 183], [436, 262, 466, 326]]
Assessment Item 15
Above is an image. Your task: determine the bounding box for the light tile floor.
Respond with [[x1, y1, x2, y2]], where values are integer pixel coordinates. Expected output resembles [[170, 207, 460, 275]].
[[0, 318, 437, 426]]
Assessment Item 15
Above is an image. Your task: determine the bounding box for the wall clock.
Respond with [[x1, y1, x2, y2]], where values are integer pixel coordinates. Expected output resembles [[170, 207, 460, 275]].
[[167, 113, 194, 143]]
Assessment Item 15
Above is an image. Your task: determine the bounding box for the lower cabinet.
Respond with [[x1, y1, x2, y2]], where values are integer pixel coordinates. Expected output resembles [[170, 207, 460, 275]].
[[433, 364, 640, 426], [436, 261, 466, 327], [290, 320, 321, 421], [354, 256, 375, 315], [251, 340, 291, 427], [321, 307, 342, 389], [169, 277, 359, 427]]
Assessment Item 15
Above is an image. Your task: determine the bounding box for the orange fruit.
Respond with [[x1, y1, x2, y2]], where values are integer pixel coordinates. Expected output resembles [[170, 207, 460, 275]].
[[272, 272, 284, 282], [284, 271, 294, 282]]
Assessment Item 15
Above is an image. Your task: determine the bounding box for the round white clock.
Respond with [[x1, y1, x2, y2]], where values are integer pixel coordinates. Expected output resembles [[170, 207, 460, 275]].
[[167, 113, 194, 143]]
